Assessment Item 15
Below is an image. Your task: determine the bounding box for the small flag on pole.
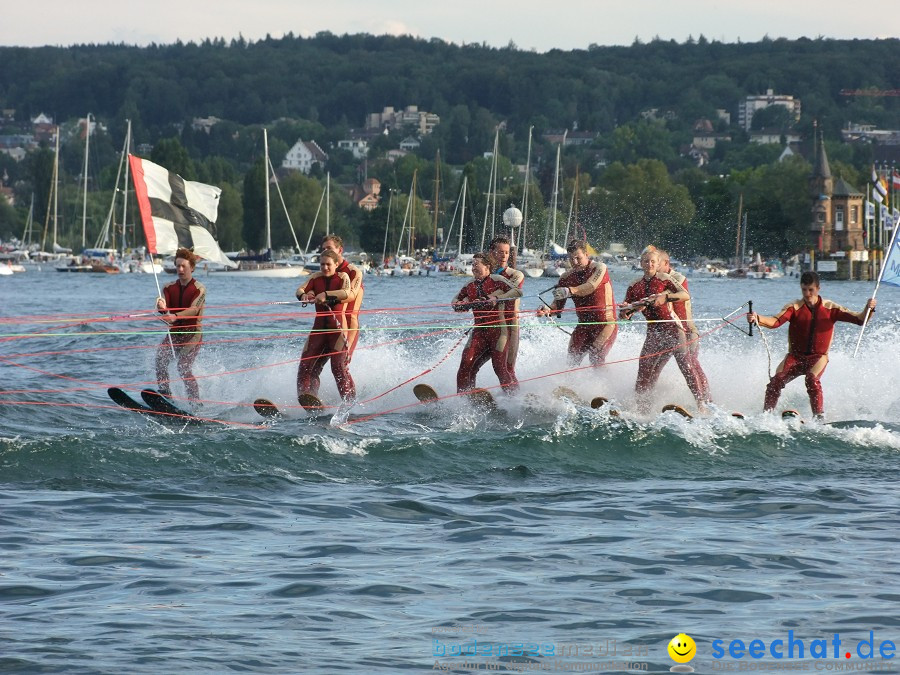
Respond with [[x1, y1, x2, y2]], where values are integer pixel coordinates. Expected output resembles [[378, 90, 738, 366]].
[[129, 155, 237, 267], [893, 169, 900, 191], [872, 167, 888, 204], [882, 203, 891, 228], [865, 200, 876, 221]]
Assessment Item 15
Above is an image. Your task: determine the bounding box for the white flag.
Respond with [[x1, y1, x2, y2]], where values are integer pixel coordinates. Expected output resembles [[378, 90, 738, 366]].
[[880, 230, 900, 288], [129, 155, 237, 267]]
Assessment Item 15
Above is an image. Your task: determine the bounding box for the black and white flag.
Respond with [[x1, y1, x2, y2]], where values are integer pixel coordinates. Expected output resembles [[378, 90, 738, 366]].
[[129, 154, 236, 267]]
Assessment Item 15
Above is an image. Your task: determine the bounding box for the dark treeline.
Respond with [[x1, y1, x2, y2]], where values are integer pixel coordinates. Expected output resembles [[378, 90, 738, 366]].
[[1, 33, 898, 258]]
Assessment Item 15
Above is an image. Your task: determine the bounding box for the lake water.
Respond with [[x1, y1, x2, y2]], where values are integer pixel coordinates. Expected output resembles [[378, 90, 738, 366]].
[[2, 268, 900, 673]]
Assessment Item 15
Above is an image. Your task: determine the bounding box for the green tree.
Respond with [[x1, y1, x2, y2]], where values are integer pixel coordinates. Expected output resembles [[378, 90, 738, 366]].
[[215, 182, 244, 251], [150, 137, 195, 179], [241, 158, 266, 250], [585, 159, 696, 251], [0, 195, 19, 239]]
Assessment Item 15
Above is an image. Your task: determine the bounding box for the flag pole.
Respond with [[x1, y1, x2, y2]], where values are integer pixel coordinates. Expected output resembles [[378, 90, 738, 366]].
[[852, 211, 900, 357]]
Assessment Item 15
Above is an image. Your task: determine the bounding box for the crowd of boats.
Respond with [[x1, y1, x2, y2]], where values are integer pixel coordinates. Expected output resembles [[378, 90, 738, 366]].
[[0, 236, 793, 281]]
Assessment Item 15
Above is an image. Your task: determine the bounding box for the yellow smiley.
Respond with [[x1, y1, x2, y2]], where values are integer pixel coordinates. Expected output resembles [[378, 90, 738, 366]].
[[668, 633, 696, 663]]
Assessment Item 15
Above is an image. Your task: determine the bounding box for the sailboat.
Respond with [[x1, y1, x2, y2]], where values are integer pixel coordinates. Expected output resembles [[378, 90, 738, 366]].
[[540, 141, 568, 277], [213, 129, 306, 278], [516, 127, 546, 278]]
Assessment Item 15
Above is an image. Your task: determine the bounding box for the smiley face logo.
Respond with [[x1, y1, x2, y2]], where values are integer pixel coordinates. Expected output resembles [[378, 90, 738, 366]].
[[668, 633, 696, 663]]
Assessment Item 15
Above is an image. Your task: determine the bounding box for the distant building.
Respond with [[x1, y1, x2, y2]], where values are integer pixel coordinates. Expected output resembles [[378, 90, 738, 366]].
[[399, 136, 421, 152], [680, 144, 709, 167], [750, 129, 802, 145], [384, 149, 409, 163], [282, 139, 328, 174], [0, 146, 26, 162], [191, 117, 221, 134], [809, 133, 864, 254], [337, 138, 369, 159], [639, 108, 677, 121], [737, 89, 801, 132], [692, 119, 731, 149], [365, 106, 440, 135], [841, 122, 900, 145], [348, 178, 381, 211], [31, 113, 56, 144], [541, 129, 596, 146]]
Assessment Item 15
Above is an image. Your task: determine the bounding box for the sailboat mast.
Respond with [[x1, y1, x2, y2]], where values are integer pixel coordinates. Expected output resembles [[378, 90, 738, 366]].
[[326, 172, 331, 237], [121, 120, 131, 259], [549, 143, 561, 249], [81, 113, 91, 249], [520, 126, 533, 251], [264, 129, 272, 252], [409, 170, 417, 257], [490, 130, 499, 243], [480, 129, 498, 250], [734, 192, 743, 268], [458, 177, 467, 256], [381, 188, 393, 268], [52, 128, 59, 250], [433, 150, 440, 251], [22, 194, 34, 245]]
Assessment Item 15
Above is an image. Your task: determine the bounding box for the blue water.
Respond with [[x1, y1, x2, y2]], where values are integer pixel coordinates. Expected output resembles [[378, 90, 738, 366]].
[[2, 270, 900, 673]]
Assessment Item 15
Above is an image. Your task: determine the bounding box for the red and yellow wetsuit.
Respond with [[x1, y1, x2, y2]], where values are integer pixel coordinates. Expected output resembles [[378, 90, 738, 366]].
[[495, 266, 525, 378], [156, 277, 205, 399], [547, 260, 618, 366], [624, 272, 710, 408], [334, 258, 364, 359], [295, 271, 356, 402], [763, 296, 865, 416], [453, 274, 522, 393]]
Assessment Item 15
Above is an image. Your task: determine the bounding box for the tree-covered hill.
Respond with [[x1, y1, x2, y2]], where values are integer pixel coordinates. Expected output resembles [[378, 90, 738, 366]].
[[1, 33, 897, 141]]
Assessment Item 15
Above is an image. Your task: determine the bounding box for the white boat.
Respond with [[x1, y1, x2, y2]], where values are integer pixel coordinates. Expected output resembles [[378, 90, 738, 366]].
[[212, 130, 307, 278], [139, 260, 164, 274]]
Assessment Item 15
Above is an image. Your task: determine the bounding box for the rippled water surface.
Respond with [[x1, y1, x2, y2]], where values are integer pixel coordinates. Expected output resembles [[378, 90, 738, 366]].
[[2, 270, 900, 673]]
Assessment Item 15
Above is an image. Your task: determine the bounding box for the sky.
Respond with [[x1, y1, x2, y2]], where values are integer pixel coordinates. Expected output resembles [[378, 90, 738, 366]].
[[2, 0, 897, 51]]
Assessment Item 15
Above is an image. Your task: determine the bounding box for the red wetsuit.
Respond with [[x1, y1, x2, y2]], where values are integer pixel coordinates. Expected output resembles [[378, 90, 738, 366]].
[[454, 274, 521, 393], [763, 296, 865, 416], [295, 271, 356, 402], [155, 277, 205, 399], [624, 273, 710, 408], [668, 270, 709, 396], [334, 259, 364, 359], [496, 266, 525, 378], [547, 261, 618, 366]]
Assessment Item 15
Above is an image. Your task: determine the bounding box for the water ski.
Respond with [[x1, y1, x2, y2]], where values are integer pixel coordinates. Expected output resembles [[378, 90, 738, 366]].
[[140, 389, 203, 425], [298, 393, 326, 415], [253, 398, 281, 420], [827, 419, 900, 432], [413, 383, 440, 403], [589, 396, 620, 417], [553, 386, 584, 405], [781, 409, 803, 421], [467, 388, 498, 412], [732, 412, 746, 419], [662, 403, 693, 419], [108, 387, 163, 422]]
